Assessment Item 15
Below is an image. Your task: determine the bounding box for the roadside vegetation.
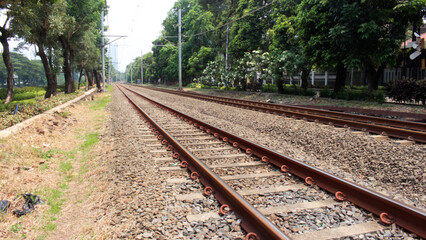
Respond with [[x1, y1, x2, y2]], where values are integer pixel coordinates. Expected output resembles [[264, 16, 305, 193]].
[[0, 0, 111, 104], [127, 0, 425, 105], [0, 86, 85, 131], [0, 88, 111, 239]]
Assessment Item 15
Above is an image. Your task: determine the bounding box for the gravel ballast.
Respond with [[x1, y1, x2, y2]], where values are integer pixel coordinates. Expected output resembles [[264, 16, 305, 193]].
[[130, 86, 426, 210], [95, 88, 246, 239]]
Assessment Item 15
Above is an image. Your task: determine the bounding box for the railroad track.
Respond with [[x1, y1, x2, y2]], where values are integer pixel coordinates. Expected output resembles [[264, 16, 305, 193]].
[[137, 85, 426, 143], [117, 84, 426, 239]]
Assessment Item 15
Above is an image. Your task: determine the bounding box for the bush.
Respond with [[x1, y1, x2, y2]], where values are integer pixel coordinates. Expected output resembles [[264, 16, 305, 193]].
[[320, 87, 333, 98], [320, 87, 385, 103], [0, 86, 45, 100], [386, 78, 425, 104], [186, 82, 199, 88], [0, 90, 84, 130], [219, 86, 237, 91], [282, 85, 316, 96], [262, 84, 278, 93]]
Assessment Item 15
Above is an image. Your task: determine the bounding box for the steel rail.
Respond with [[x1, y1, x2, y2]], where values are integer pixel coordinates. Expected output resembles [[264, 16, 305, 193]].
[[117, 85, 290, 240], [140, 86, 426, 143], [143, 86, 426, 131], [298, 105, 426, 122], [122, 85, 426, 238]]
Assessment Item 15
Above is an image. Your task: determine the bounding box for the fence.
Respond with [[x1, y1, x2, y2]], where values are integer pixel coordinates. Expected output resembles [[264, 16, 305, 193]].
[[280, 67, 424, 88]]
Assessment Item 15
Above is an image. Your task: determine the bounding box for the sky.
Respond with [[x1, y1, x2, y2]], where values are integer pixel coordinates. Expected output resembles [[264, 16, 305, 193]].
[[106, 0, 177, 72]]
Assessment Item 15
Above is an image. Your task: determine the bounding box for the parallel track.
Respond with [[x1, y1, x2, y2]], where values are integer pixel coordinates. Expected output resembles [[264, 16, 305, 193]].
[[118, 84, 426, 239], [139, 86, 426, 143]]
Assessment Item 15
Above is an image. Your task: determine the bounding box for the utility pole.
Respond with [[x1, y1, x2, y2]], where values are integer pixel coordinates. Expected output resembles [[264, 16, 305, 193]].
[[178, 8, 182, 90], [225, 24, 229, 87], [108, 47, 112, 84], [141, 50, 144, 85], [101, 10, 106, 92]]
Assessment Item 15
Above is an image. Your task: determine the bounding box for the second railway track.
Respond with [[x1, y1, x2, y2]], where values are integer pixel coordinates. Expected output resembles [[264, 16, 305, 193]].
[[139, 85, 426, 143], [117, 84, 426, 239]]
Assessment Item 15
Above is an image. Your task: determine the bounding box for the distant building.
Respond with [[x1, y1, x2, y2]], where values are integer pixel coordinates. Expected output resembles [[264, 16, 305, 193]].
[[110, 44, 119, 71]]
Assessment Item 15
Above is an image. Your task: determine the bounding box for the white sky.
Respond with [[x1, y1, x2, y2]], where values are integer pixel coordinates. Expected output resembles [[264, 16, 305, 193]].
[[2, 0, 177, 72], [106, 0, 177, 72]]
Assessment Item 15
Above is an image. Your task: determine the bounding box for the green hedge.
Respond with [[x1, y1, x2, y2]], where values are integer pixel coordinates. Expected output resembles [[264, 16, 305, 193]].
[[320, 87, 385, 103], [282, 85, 316, 96], [0, 86, 45, 100]]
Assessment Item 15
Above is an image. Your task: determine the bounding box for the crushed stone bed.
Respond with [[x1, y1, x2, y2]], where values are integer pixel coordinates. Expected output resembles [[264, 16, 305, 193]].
[[129, 86, 426, 210], [95, 88, 246, 239]]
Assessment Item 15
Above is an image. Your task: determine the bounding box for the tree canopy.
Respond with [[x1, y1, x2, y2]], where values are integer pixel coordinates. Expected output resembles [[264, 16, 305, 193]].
[[0, 0, 107, 101]]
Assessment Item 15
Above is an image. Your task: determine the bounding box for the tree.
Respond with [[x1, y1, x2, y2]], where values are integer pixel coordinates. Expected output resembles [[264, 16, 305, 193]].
[[297, 0, 350, 93], [11, 0, 65, 98], [0, 1, 16, 103], [230, 0, 274, 59], [269, 0, 311, 90], [0, 52, 46, 86], [297, 0, 426, 92], [59, 0, 106, 94]]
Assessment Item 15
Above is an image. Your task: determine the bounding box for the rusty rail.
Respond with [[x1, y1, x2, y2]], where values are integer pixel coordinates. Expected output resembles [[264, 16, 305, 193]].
[[298, 105, 426, 122], [117, 85, 290, 240], [139, 86, 426, 143], [122, 84, 426, 238]]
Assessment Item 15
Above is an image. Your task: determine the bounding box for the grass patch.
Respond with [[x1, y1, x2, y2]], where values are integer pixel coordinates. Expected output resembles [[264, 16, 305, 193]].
[[80, 133, 100, 152], [10, 221, 23, 233], [41, 223, 56, 231], [59, 161, 73, 173], [39, 164, 49, 170], [0, 89, 86, 130], [89, 95, 110, 111], [55, 111, 69, 118]]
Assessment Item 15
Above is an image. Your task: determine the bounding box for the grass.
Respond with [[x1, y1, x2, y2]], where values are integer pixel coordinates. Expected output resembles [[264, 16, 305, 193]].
[[39, 164, 49, 170], [1, 86, 111, 239], [10, 221, 23, 233], [0, 88, 87, 130], [89, 94, 111, 111], [55, 111, 70, 118], [35, 123, 105, 238]]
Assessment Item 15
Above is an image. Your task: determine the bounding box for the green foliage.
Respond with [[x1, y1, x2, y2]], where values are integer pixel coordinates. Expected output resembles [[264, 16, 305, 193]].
[[9, 0, 106, 97], [296, 0, 426, 90], [10, 221, 23, 233], [320, 87, 385, 103], [281, 85, 316, 96], [0, 90, 84, 130], [262, 84, 278, 93], [0, 53, 47, 87]]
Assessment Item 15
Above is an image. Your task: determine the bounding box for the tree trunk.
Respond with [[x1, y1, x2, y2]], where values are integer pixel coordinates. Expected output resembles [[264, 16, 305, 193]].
[[0, 28, 14, 104], [300, 67, 310, 90], [94, 69, 101, 91], [86, 71, 92, 86], [366, 65, 385, 92], [84, 68, 89, 90], [334, 63, 346, 93], [60, 36, 75, 94], [78, 67, 83, 89], [37, 42, 57, 98], [241, 77, 247, 91], [276, 75, 284, 94]]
